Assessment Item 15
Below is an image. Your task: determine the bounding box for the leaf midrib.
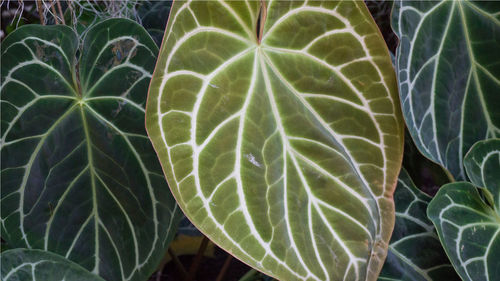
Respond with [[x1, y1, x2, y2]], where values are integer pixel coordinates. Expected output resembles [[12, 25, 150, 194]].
[[79, 105, 100, 275], [457, 2, 500, 138]]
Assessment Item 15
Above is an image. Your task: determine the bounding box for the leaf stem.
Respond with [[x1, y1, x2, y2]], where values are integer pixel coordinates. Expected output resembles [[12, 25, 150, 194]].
[[168, 248, 188, 279], [215, 254, 233, 281], [185, 236, 210, 281], [442, 166, 455, 183]]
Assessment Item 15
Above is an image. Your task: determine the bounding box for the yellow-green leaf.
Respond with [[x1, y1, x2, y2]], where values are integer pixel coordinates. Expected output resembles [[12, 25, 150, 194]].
[[147, 1, 404, 280]]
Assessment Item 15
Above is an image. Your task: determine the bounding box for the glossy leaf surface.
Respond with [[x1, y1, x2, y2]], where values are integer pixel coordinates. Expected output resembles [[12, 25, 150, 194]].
[[392, 1, 500, 180], [1, 19, 180, 281], [1, 248, 105, 281], [379, 169, 458, 281], [147, 1, 403, 280]]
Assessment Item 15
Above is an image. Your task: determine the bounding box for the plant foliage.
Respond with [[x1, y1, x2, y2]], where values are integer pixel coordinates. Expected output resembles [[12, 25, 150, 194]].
[[146, 1, 404, 280], [1, 248, 105, 281], [0, 18, 180, 281], [428, 139, 500, 281], [379, 169, 458, 281], [392, 0, 500, 180]]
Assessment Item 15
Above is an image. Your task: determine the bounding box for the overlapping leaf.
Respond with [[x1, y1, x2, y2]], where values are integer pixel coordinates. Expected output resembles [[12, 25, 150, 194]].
[[428, 139, 500, 281], [146, 1, 403, 280], [392, 1, 500, 180], [379, 169, 458, 281], [464, 139, 500, 204], [1, 249, 105, 281], [1, 19, 180, 281]]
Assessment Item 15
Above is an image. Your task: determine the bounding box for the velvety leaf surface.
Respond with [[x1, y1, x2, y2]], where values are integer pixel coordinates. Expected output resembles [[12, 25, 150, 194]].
[[146, 1, 403, 280], [428, 181, 500, 281], [428, 139, 500, 281], [379, 169, 458, 281], [1, 19, 180, 281], [392, 1, 500, 180], [464, 139, 500, 209], [1, 248, 105, 281]]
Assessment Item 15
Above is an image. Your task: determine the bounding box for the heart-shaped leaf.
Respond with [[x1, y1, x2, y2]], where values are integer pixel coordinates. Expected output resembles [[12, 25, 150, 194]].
[[427, 183, 500, 281], [1, 248, 105, 281], [428, 139, 500, 281], [379, 169, 458, 281], [392, 1, 500, 180], [464, 139, 500, 206], [146, 1, 403, 280], [1, 19, 180, 281]]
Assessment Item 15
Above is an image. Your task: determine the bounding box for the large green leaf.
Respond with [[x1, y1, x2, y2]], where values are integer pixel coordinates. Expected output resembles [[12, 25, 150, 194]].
[[379, 169, 458, 281], [392, 1, 500, 180], [146, 1, 403, 280], [1, 248, 105, 281], [428, 139, 500, 281], [1, 19, 180, 281]]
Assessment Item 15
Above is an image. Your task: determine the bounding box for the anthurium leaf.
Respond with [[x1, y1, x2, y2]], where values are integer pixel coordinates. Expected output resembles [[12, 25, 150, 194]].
[[428, 139, 500, 281], [379, 169, 458, 281], [1, 19, 180, 281], [146, 1, 403, 280], [464, 139, 500, 209], [392, 1, 500, 180], [427, 182, 500, 281], [1, 248, 105, 281]]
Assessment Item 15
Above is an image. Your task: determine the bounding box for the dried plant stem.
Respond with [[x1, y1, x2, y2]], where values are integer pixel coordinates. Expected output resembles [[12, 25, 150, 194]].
[[56, 0, 65, 24], [36, 0, 45, 25], [50, 0, 59, 24]]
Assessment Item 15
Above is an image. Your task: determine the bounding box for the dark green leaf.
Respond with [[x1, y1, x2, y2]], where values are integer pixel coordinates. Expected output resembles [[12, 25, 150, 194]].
[[1, 19, 180, 281], [464, 139, 500, 211], [428, 182, 500, 281], [379, 169, 458, 281], [1, 248, 105, 281], [392, 1, 500, 180]]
